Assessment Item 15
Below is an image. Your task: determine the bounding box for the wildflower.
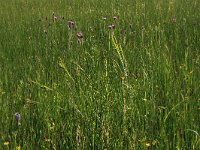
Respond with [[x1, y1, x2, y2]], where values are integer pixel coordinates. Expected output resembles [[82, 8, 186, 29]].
[[53, 16, 58, 22], [4, 141, 9, 145], [16, 145, 21, 150], [145, 143, 151, 149], [102, 16, 107, 21], [113, 16, 118, 20], [108, 24, 115, 30], [68, 20, 75, 29], [15, 112, 21, 125], [77, 31, 84, 39]]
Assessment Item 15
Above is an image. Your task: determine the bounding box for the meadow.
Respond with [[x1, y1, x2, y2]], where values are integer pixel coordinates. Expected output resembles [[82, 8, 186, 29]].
[[0, 0, 200, 149]]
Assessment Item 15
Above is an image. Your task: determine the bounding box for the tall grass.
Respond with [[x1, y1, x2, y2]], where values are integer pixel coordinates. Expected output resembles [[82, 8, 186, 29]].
[[0, 0, 200, 149]]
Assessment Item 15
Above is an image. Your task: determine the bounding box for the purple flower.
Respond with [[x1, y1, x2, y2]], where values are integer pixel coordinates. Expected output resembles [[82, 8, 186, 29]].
[[15, 112, 21, 125], [68, 20, 75, 29]]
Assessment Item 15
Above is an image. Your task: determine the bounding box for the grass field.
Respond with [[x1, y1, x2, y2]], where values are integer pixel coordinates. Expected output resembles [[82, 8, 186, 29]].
[[0, 0, 200, 149]]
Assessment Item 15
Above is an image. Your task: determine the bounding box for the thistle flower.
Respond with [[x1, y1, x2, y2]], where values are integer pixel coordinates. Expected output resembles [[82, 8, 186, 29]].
[[15, 112, 21, 125], [68, 20, 75, 29]]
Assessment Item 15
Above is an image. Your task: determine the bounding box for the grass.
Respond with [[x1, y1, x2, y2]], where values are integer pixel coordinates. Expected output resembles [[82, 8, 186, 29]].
[[0, 0, 200, 149]]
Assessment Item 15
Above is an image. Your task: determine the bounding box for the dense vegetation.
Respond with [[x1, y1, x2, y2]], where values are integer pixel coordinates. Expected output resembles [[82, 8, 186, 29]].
[[0, 0, 200, 149]]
